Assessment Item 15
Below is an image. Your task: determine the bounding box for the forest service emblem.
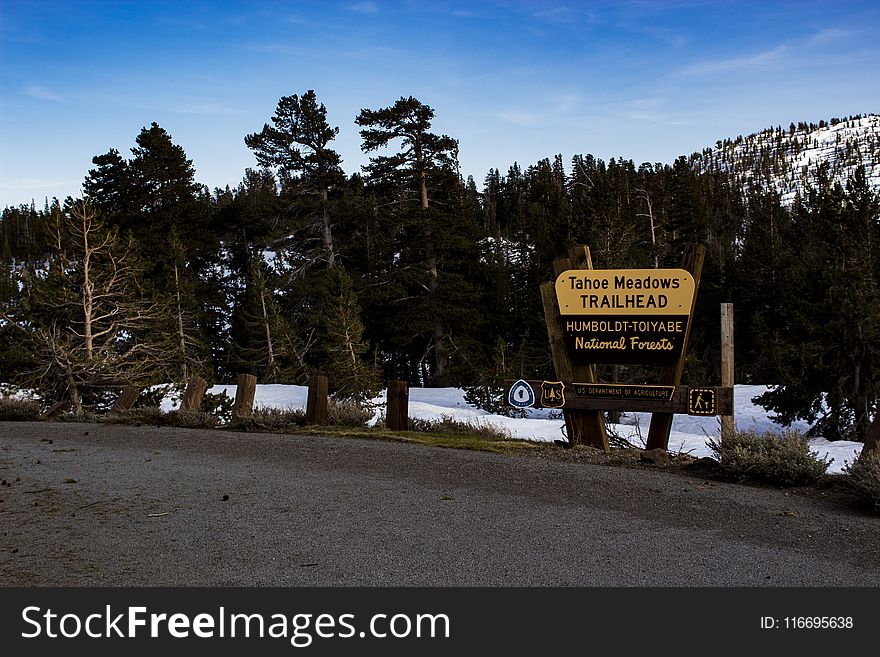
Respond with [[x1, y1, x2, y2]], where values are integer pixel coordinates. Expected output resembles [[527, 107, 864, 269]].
[[540, 381, 565, 408]]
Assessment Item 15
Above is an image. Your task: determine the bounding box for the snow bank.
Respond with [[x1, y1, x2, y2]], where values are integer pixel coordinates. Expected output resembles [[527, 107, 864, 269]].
[[154, 382, 863, 474]]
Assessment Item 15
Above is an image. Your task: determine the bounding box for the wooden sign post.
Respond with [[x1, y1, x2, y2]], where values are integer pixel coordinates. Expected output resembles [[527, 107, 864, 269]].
[[645, 244, 705, 450], [541, 246, 609, 452], [720, 303, 735, 440]]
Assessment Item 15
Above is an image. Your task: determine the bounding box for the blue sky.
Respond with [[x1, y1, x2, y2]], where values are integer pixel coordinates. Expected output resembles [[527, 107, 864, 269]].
[[2, 0, 879, 207]]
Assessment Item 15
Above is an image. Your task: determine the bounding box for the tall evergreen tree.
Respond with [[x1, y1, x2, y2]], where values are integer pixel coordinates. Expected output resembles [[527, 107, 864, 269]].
[[228, 258, 305, 384], [245, 90, 345, 268], [756, 164, 880, 440], [156, 228, 212, 382], [355, 96, 458, 210], [355, 96, 463, 384]]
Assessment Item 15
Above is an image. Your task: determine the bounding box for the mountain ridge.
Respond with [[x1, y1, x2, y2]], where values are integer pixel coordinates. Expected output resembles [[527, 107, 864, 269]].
[[690, 114, 880, 204]]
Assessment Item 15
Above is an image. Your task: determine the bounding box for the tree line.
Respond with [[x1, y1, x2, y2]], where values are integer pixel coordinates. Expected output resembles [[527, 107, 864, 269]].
[[1, 91, 878, 441]]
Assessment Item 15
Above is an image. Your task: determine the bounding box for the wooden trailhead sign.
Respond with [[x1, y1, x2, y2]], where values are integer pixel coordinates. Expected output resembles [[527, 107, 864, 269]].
[[556, 268, 695, 367], [505, 243, 734, 453]]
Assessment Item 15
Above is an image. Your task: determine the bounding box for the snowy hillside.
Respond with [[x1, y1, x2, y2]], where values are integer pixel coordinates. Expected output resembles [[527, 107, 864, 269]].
[[691, 114, 880, 205]]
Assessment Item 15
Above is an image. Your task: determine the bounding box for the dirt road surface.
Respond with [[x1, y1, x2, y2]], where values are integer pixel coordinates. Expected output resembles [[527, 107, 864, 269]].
[[1, 421, 878, 586]]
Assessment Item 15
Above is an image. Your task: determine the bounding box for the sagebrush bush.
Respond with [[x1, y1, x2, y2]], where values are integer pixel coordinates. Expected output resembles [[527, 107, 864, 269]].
[[328, 398, 374, 427], [707, 429, 831, 486], [843, 453, 880, 511], [233, 406, 305, 431], [108, 407, 166, 425], [56, 410, 102, 423], [0, 397, 42, 421], [104, 407, 218, 429], [166, 410, 219, 429], [408, 415, 511, 440]]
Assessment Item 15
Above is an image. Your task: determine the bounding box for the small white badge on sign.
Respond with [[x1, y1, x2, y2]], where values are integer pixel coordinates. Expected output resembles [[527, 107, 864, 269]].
[[508, 379, 536, 409]]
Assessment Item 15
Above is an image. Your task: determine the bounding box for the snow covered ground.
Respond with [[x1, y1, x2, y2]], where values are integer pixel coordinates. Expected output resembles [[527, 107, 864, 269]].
[[158, 383, 862, 475]]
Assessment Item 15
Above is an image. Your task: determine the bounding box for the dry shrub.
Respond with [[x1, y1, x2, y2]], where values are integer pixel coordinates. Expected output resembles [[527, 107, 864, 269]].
[[0, 397, 42, 421], [108, 407, 166, 425], [843, 453, 880, 511], [328, 398, 374, 427], [707, 428, 831, 486], [165, 410, 219, 429], [234, 406, 305, 431], [108, 407, 218, 429], [408, 415, 511, 440]]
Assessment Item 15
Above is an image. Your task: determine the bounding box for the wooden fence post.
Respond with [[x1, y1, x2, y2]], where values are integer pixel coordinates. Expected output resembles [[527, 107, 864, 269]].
[[305, 375, 329, 425], [861, 413, 880, 457], [233, 373, 257, 420], [720, 303, 735, 440], [180, 376, 208, 411], [111, 386, 141, 413], [42, 400, 71, 420], [386, 380, 409, 431]]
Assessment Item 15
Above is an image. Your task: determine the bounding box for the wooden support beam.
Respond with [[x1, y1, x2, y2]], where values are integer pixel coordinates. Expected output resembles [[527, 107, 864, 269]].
[[180, 376, 208, 412], [305, 374, 329, 426], [233, 373, 257, 420], [385, 380, 409, 431], [543, 246, 609, 451], [504, 381, 733, 415], [646, 243, 706, 450]]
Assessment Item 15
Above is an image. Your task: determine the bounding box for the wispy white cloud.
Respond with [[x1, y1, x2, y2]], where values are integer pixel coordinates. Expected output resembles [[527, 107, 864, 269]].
[[24, 85, 64, 101], [617, 96, 689, 125], [0, 178, 78, 190], [621, 110, 690, 127], [172, 102, 238, 116], [532, 5, 575, 23], [809, 28, 856, 44], [491, 93, 584, 128], [493, 110, 545, 127], [677, 45, 788, 76], [551, 94, 581, 114], [345, 2, 379, 14]]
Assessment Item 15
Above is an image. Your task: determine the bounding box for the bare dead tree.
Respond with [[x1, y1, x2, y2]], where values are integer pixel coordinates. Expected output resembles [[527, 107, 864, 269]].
[[15, 200, 171, 413], [633, 187, 660, 268]]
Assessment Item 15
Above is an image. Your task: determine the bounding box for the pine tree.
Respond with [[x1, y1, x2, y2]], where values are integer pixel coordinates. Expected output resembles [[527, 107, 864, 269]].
[[755, 164, 880, 440], [158, 229, 212, 382], [316, 267, 378, 399], [355, 96, 458, 210], [229, 258, 306, 384], [355, 96, 462, 385], [245, 90, 345, 268], [83, 148, 136, 222], [130, 123, 212, 261]]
